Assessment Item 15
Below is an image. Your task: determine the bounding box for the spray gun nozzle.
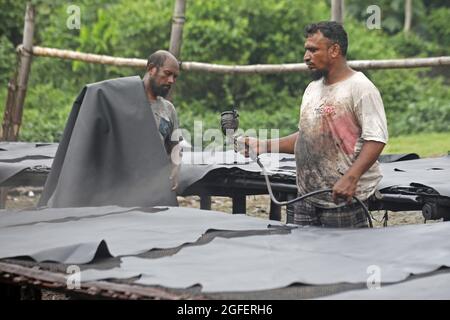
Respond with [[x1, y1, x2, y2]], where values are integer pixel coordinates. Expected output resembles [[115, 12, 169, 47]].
[[220, 109, 239, 136]]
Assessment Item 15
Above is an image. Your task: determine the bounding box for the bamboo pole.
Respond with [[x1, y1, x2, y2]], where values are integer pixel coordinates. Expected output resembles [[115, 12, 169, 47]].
[[331, 0, 344, 24], [171, 57, 450, 73], [404, 0, 412, 32], [167, 0, 187, 100], [27, 46, 146, 67], [4, 3, 35, 141], [24, 45, 450, 73], [169, 0, 187, 58], [1, 75, 18, 140]]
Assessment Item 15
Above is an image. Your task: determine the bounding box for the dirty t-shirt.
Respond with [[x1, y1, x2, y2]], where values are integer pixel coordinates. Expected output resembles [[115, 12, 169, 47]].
[[295, 71, 388, 208], [149, 96, 181, 154]]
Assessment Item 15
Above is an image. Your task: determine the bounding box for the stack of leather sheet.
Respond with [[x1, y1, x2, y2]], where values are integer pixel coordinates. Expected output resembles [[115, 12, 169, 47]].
[[0, 142, 56, 184], [1, 205, 449, 299]]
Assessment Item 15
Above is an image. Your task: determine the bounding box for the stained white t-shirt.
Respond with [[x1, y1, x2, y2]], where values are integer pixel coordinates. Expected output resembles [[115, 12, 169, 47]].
[[295, 71, 388, 208]]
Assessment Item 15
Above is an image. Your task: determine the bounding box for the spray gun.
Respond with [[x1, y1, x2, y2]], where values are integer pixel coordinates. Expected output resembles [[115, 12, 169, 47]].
[[220, 108, 240, 148], [219, 109, 373, 227]]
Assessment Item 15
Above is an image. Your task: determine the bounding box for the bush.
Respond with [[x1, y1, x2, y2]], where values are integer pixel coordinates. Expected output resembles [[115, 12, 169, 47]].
[[0, 0, 448, 141], [20, 83, 74, 142]]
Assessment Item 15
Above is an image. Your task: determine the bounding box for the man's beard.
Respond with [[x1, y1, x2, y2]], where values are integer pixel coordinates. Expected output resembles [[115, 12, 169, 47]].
[[150, 77, 171, 98], [309, 69, 328, 81]]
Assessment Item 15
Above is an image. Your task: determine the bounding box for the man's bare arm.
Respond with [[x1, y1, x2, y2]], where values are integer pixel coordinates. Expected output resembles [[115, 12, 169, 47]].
[[264, 131, 299, 154], [238, 131, 299, 157], [332, 140, 386, 203]]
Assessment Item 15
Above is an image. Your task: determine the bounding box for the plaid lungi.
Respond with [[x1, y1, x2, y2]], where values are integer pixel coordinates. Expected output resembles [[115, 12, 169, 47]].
[[289, 196, 369, 228]]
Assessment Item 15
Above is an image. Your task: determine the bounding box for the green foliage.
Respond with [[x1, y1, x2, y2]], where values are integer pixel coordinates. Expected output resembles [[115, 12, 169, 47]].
[[0, 0, 448, 142], [390, 32, 440, 57], [20, 83, 74, 142], [383, 132, 450, 158], [0, 0, 26, 46], [0, 35, 17, 84], [424, 7, 450, 54], [346, 0, 426, 34], [370, 68, 450, 136]]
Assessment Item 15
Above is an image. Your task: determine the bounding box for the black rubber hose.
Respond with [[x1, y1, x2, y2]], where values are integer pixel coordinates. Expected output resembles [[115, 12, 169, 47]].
[[256, 157, 373, 228]]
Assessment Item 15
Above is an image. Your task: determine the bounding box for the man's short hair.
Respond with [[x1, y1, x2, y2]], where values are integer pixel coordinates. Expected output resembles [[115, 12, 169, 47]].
[[304, 21, 348, 56], [146, 50, 178, 69]]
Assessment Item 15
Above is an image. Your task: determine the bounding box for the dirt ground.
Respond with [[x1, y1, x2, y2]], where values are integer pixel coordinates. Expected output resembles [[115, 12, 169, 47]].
[[3, 187, 434, 300]]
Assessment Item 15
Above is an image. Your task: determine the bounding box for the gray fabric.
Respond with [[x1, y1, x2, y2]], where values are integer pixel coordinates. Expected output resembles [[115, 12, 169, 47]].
[[378, 155, 450, 196], [0, 158, 53, 185], [0, 142, 448, 203], [319, 272, 450, 300], [179, 152, 450, 197], [1, 143, 448, 199], [0, 142, 55, 184], [39, 76, 177, 208], [0, 143, 57, 161], [378, 153, 420, 163], [80, 221, 450, 292], [0, 205, 130, 228], [0, 206, 281, 264], [178, 151, 295, 193]]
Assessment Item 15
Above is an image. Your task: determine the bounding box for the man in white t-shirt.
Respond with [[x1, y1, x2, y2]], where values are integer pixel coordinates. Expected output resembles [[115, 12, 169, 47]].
[[239, 21, 388, 228]]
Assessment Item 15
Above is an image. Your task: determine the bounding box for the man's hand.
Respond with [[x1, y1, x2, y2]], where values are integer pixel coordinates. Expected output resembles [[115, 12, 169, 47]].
[[169, 143, 182, 191], [332, 174, 358, 204], [170, 163, 180, 191], [332, 140, 385, 204], [235, 136, 262, 159]]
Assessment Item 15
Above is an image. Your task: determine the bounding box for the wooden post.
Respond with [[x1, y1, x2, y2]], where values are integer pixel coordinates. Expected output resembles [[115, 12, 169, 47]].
[[1, 74, 18, 141], [331, 0, 344, 24], [167, 0, 186, 100], [200, 195, 212, 210], [404, 0, 412, 32], [3, 3, 35, 141], [169, 0, 187, 58]]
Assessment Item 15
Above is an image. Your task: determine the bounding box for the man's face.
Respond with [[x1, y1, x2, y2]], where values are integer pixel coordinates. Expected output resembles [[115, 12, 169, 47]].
[[303, 31, 335, 80], [148, 58, 180, 98]]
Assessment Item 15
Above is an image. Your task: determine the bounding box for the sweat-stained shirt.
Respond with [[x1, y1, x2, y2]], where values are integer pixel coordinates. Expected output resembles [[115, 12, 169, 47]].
[[295, 71, 388, 208]]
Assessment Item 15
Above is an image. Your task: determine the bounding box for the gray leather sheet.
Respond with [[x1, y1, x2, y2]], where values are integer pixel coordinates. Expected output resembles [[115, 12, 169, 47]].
[[0, 158, 53, 184], [0, 142, 57, 160], [319, 272, 450, 300], [0, 205, 129, 228], [0, 142, 56, 184], [378, 155, 450, 196], [179, 152, 450, 197], [0, 206, 281, 264], [178, 151, 296, 193], [39, 76, 177, 208], [80, 221, 450, 293], [1, 142, 448, 199]]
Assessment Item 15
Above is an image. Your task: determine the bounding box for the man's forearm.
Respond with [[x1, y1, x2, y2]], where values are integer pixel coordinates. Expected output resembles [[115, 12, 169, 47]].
[[261, 131, 299, 154], [345, 140, 386, 180]]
